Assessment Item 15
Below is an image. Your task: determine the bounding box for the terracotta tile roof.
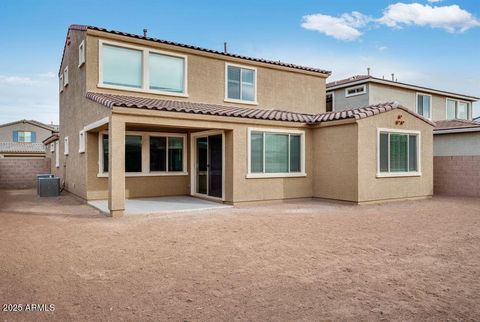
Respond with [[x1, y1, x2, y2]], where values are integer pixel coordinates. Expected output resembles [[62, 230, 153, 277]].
[[42, 133, 60, 145], [87, 92, 315, 123], [434, 119, 480, 130], [311, 102, 436, 126], [65, 25, 330, 76], [87, 92, 435, 126], [0, 142, 46, 153], [326, 75, 370, 88], [0, 119, 57, 131]]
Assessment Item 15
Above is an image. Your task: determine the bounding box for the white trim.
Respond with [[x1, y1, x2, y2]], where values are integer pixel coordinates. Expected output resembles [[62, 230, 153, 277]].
[[59, 74, 64, 93], [63, 66, 69, 86], [64, 136, 69, 155], [78, 130, 85, 153], [190, 130, 225, 202], [84, 117, 109, 132], [78, 40, 85, 67], [55, 141, 59, 168], [224, 62, 258, 105], [326, 91, 335, 112], [445, 98, 472, 120], [97, 130, 187, 177], [98, 39, 189, 97], [434, 127, 480, 134], [246, 127, 306, 178], [345, 84, 366, 97], [415, 92, 432, 120], [376, 128, 421, 177]]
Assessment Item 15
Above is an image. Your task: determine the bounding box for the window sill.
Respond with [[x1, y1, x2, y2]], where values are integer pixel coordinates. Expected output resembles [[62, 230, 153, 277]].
[[345, 92, 366, 98], [97, 83, 189, 98], [97, 171, 189, 178], [376, 172, 422, 178], [224, 98, 258, 106], [246, 172, 307, 179]]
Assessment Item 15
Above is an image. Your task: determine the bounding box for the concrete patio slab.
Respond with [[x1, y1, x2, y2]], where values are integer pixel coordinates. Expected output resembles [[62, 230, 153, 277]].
[[88, 196, 231, 215]]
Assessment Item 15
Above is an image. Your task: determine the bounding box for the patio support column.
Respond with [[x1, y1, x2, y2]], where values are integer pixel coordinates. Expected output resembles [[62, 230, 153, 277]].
[[108, 116, 125, 217]]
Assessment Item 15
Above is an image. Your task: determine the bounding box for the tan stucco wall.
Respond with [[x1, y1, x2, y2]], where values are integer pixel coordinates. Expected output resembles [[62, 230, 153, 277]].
[[434, 132, 480, 156], [0, 122, 52, 143], [312, 122, 358, 201], [84, 31, 327, 115], [85, 110, 313, 203], [357, 109, 433, 202], [59, 29, 112, 199]]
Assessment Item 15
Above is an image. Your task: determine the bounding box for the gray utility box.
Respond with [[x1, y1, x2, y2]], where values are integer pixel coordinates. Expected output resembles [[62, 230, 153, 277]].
[[37, 175, 60, 197]]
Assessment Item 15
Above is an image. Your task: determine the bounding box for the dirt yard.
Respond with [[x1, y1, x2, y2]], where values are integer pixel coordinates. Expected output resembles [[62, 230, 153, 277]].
[[1, 189, 479, 321]]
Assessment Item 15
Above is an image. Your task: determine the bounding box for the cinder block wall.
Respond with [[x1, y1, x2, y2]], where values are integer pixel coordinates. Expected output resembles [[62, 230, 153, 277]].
[[434, 156, 480, 197], [0, 159, 51, 189]]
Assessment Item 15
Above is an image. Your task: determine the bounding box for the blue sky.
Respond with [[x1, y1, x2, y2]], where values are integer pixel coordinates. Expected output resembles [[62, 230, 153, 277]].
[[0, 0, 479, 124]]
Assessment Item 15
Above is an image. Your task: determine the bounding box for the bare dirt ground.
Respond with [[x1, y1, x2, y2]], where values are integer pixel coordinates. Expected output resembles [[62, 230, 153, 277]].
[[0, 189, 479, 322]]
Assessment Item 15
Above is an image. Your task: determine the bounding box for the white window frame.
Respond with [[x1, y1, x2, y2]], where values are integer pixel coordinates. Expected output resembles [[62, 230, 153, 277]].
[[246, 127, 306, 179], [97, 130, 188, 177], [78, 130, 85, 153], [98, 39, 188, 98], [64, 136, 69, 155], [415, 92, 432, 120], [59, 74, 64, 92], [376, 128, 422, 178], [17, 131, 32, 143], [224, 62, 258, 105], [345, 84, 366, 97], [78, 40, 85, 67], [50, 142, 55, 152], [326, 91, 335, 112], [55, 141, 60, 168], [63, 66, 69, 86], [445, 98, 471, 120]]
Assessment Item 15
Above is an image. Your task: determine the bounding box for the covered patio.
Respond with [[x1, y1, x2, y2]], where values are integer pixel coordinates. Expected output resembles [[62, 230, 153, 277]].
[[88, 195, 231, 216]]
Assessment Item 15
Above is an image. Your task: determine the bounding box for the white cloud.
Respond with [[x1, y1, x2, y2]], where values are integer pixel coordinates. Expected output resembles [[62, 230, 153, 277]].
[[38, 71, 56, 78], [301, 12, 371, 41], [376, 45, 388, 52], [302, 2, 480, 41], [0, 74, 58, 124], [378, 3, 480, 32], [0, 75, 34, 85]]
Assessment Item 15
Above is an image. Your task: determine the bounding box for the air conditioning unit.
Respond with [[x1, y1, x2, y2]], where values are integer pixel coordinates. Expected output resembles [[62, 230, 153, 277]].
[[37, 175, 60, 197]]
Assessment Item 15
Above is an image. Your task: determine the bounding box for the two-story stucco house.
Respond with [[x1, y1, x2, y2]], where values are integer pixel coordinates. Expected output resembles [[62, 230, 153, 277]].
[[0, 119, 57, 158], [56, 25, 434, 217], [326, 75, 478, 121]]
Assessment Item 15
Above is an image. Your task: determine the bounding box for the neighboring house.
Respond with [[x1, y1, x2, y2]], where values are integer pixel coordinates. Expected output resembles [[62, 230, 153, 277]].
[[0, 119, 58, 158], [433, 119, 480, 197], [56, 25, 434, 217], [326, 75, 479, 121], [0, 120, 56, 189]]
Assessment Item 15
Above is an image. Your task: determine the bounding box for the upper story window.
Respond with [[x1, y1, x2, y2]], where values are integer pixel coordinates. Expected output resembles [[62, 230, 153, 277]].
[[326, 92, 334, 112], [102, 44, 143, 88], [59, 74, 64, 92], [78, 40, 85, 67], [416, 93, 432, 119], [225, 63, 257, 104], [13, 131, 35, 143], [99, 40, 187, 96], [446, 99, 471, 120], [378, 129, 420, 177], [345, 85, 366, 97], [149, 52, 185, 93]]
